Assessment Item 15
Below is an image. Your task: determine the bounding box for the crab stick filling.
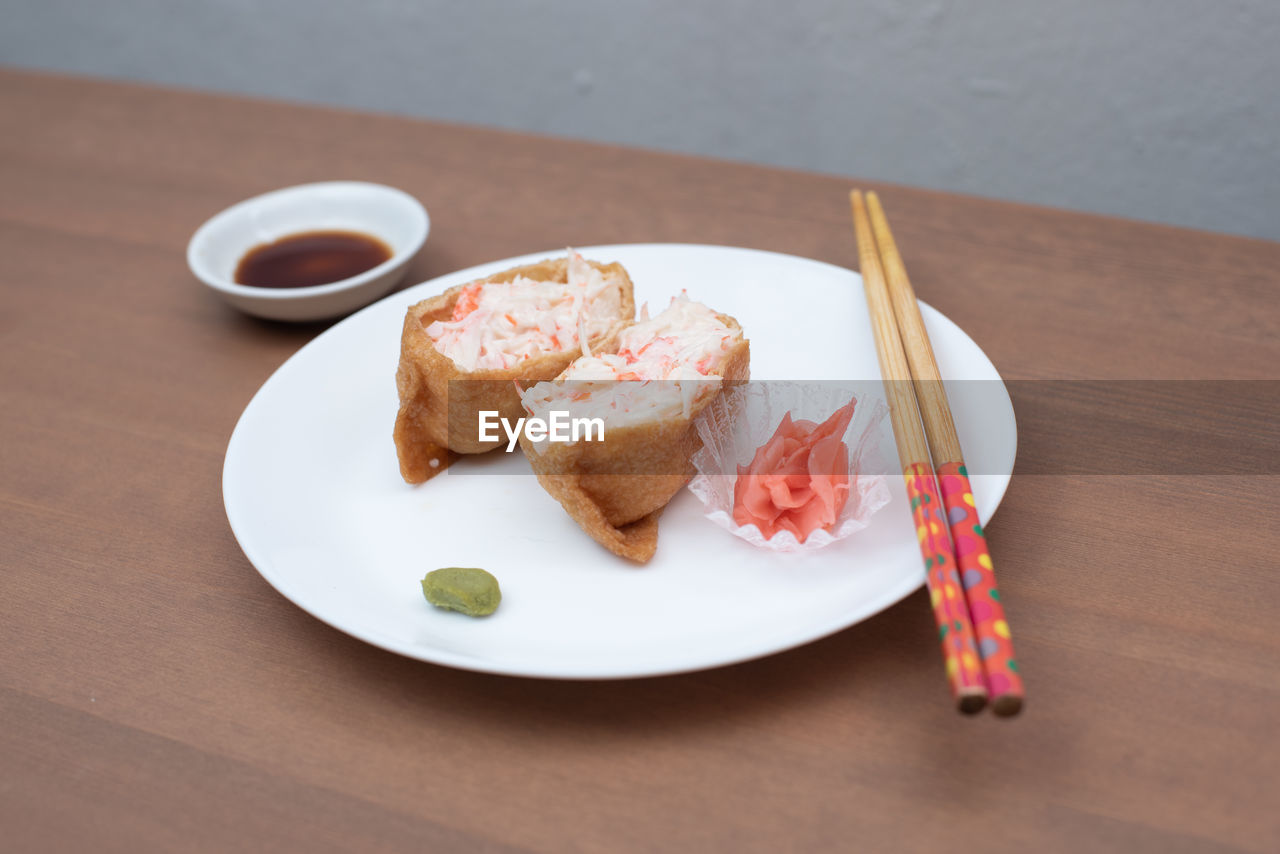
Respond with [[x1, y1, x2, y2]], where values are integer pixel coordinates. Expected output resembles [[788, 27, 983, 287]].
[[521, 294, 741, 426], [426, 251, 625, 371]]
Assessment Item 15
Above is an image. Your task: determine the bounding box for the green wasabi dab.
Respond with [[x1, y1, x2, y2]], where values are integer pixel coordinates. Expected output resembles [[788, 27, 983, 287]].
[[421, 567, 501, 617]]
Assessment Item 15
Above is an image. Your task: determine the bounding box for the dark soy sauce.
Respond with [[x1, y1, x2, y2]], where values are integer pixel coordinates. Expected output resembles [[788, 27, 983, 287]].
[[234, 230, 393, 288]]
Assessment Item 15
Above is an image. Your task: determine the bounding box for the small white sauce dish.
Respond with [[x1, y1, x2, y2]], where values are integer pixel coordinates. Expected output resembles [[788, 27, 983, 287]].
[[187, 181, 429, 322]]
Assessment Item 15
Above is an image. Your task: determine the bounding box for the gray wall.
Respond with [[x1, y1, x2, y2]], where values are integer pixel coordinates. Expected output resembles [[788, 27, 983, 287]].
[[4, 0, 1278, 241]]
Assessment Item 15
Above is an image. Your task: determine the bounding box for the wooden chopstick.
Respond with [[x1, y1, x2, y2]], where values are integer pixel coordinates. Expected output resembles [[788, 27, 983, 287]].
[[860, 193, 1029, 717], [850, 190, 988, 714], [864, 192, 1024, 716], [864, 193, 962, 463]]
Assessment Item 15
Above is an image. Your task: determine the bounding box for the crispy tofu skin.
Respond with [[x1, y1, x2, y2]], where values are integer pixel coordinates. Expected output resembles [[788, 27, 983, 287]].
[[520, 313, 749, 563], [393, 257, 634, 483]]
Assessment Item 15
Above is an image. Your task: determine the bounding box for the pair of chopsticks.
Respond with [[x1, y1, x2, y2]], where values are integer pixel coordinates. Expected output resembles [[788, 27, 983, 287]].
[[850, 190, 1023, 717]]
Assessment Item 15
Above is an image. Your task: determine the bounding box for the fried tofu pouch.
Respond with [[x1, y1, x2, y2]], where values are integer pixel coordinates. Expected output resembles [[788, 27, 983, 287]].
[[393, 257, 635, 483], [519, 310, 749, 563]]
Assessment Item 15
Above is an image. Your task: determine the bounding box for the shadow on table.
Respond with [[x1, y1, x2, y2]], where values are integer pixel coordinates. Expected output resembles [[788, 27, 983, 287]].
[[278, 586, 948, 739]]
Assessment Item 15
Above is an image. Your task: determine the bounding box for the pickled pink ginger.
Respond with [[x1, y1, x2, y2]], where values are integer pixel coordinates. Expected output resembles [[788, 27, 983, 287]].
[[732, 398, 857, 543]]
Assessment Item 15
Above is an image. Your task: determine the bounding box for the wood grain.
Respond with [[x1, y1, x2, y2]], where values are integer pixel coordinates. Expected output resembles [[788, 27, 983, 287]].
[[849, 191, 932, 470], [865, 190, 964, 466], [2, 68, 1278, 853]]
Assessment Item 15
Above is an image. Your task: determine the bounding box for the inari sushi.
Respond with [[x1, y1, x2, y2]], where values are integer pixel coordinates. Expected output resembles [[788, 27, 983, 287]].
[[393, 251, 635, 483], [518, 295, 750, 562]]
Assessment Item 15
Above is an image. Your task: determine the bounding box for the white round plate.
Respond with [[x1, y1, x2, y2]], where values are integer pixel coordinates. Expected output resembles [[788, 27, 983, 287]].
[[223, 244, 1016, 678]]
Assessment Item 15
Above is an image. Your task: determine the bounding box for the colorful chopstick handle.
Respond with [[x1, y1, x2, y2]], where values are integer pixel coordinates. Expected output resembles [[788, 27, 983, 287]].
[[905, 463, 987, 712], [937, 462, 1024, 715]]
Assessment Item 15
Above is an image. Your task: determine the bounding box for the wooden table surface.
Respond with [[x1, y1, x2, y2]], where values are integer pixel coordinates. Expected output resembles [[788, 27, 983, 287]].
[[2, 68, 1278, 853]]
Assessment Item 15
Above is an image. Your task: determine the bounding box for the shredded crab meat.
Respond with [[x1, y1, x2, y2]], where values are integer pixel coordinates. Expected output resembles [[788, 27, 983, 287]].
[[521, 294, 741, 426], [425, 250, 623, 371]]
